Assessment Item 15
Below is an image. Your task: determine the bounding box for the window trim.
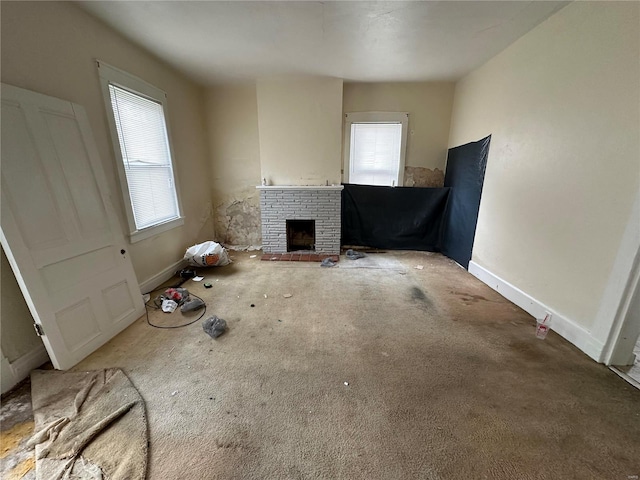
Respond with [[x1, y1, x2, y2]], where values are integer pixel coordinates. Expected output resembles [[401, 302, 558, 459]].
[[97, 60, 184, 243], [343, 111, 409, 187]]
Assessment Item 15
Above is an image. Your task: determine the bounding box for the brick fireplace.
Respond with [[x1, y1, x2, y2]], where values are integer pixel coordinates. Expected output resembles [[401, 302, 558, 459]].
[[258, 186, 343, 254]]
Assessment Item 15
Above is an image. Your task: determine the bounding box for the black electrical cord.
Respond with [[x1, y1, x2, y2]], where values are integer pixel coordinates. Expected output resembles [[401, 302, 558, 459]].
[[143, 284, 208, 329]]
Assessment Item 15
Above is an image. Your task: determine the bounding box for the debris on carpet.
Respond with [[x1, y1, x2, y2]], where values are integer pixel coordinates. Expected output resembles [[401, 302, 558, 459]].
[[184, 241, 231, 267], [345, 249, 366, 260], [321, 258, 336, 268], [203, 316, 227, 338], [29, 369, 147, 480], [181, 298, 205, 313]]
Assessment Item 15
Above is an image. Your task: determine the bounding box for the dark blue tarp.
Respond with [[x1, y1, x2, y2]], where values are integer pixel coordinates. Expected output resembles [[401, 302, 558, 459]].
[[440, 135, 491, 269], [341, 184, 450, 251], [340, 136, 490, 267]]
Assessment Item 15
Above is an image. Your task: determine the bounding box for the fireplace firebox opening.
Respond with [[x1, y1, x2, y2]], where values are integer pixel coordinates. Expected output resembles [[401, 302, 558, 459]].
[[286, 220, 315, 252]]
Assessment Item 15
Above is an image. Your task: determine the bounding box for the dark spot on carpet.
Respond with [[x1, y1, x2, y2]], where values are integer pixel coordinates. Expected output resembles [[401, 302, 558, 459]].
[[468, 294, 489, 302], [451, 290, 492, 302], [463, 354, 483, 365], [410, 286, 427, 301], [215, 440, 244, 449], [410, 286, 434, 310], [509, 341, 546, 361]]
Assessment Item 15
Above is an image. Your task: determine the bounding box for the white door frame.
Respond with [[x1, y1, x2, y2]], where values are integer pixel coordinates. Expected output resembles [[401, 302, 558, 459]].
[[603, 246, 640, 365], [598, 189, 640, 365]]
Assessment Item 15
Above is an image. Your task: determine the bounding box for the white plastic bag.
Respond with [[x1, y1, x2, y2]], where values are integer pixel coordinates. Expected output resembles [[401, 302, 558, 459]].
[[184, 241, 230, 267], [161, 299, 178, 313]]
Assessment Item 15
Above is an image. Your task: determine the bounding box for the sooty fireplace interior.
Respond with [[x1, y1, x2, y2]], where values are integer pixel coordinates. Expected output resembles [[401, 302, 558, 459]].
[[286, 220, 315, 251]]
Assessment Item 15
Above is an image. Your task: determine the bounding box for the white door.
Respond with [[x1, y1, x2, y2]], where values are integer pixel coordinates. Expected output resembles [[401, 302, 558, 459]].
[[1, 83, 145, 370]]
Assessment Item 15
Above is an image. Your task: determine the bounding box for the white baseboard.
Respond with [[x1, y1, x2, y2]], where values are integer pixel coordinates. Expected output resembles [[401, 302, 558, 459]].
[[1, 354, 15, 394], [11, 343, 49, 380], [468, 261, 605, 362], [1, 344, 49, 394], [138, 258, 188, 295], [609, 366, 640, 391]]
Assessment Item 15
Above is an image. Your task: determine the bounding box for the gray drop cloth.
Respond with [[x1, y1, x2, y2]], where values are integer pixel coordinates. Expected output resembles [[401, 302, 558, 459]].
[[29, 369, 147, 480], [336, 254, 407, 272]]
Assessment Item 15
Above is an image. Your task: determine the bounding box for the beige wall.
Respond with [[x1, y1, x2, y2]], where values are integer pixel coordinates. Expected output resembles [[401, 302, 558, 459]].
[[1, 1, 214, 285], [205, 85, 262, 245], [448, 2, 640, 331], [343, 82, 455, 172], [257, 77, 343, 186], [1, 249, 40, 362], [206, 80, 456, 243]]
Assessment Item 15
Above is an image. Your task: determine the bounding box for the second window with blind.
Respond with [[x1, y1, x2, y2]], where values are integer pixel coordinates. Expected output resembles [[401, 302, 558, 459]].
[[98, 61, 183, 243], [343, 112, 409, 187]]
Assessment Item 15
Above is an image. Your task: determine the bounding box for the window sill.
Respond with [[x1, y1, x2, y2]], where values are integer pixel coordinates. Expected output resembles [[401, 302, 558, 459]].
[[129, 217, 184, 244]]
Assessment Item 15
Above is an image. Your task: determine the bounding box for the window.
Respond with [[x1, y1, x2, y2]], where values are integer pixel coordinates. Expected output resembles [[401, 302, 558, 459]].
[[98, 61, 183, 242], [343, 112, 408, 187]]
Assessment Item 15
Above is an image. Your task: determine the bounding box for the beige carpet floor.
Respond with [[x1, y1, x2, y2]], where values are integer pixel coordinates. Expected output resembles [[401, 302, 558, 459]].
[[73, 251, 640, 479]]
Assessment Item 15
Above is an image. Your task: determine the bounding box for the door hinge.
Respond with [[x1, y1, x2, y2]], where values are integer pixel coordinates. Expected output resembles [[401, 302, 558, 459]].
[[33, 323, 45, 337]]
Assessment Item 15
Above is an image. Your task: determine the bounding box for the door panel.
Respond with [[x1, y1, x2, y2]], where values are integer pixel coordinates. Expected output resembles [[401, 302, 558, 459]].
[[40, 247, 117, 294], [43, 110, 111, 238], [103, 281, 137, 323], [1, 83, 145, 370], [56, 299, 102, 352], [1, 103, 68, 250]]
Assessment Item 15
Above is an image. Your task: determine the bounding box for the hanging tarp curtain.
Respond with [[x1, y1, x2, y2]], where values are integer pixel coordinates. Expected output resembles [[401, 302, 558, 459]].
[[439, 135, 491, 269], [341, 184, 450, 251], [341, 135, 490, 268]]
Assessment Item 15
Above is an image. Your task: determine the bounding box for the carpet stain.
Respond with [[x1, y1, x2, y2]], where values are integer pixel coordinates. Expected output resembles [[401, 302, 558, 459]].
[[450, 290, 498, 303], [409, 287, 431, 306], [508, 341, 546, 361], [410, 286, 427, 301], [465, 294, 489, 302], [215, 440, 245, 450], [5, 457, 35, 480], [0, 421, 34, 459], [409, 287, 434, 311]]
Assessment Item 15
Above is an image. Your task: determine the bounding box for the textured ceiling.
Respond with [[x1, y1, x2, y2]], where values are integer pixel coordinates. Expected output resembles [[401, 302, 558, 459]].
[[78, 1, 569, 85]]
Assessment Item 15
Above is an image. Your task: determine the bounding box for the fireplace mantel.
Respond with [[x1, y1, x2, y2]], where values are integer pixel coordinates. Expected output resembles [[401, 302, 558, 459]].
[[256, 185, 344, 191]]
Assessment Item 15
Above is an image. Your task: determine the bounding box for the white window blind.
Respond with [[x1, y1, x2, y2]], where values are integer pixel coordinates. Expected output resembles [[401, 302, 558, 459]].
[[108, 84, 180, 230], [349, 123, 402, 187]]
